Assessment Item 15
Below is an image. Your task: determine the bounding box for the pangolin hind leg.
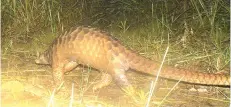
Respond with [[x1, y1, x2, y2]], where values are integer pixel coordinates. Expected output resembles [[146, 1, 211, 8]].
[[112, 69, 131, 88], [92, 69, 132, 91], [93, 73, 112, 91], [109, 54, 132, 90]]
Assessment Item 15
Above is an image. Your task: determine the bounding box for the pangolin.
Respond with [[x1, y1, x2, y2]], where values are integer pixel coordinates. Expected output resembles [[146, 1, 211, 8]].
[[35, 26, 230, 90]]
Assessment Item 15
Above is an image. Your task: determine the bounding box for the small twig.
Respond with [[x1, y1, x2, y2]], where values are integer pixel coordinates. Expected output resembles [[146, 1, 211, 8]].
[[12, 50, 30, 53], [23, 69, 47, 72], [69, 83, 74, 107], [158, 76, 184, 107], [146, 46, 169, 107], [176, 55, 212, 64], [47, 88, 56, 107]]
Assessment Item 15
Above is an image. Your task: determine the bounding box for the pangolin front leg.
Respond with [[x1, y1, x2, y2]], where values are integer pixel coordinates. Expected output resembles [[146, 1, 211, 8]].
[[63, 61, 79, 72], [52, 60, 79, 88]]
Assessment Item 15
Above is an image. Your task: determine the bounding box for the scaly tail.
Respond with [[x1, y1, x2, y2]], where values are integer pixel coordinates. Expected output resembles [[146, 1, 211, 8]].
[[127, 52, 230, 86]]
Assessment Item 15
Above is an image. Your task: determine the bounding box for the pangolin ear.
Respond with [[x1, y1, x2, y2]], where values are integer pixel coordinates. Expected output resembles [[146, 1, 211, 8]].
[[36, 51, 40, 57]]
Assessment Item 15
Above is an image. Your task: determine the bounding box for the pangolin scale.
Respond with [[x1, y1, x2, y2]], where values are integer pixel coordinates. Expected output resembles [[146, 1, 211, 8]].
[[35, 26, 230, 90]]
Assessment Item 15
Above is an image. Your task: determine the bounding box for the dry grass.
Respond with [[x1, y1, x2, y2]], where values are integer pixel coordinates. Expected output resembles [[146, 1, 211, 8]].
[[2, 0, 230, 107]]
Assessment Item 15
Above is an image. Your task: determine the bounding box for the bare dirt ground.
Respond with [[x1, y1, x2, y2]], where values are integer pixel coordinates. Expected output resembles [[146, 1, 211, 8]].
[[1, 53, 230, 107]]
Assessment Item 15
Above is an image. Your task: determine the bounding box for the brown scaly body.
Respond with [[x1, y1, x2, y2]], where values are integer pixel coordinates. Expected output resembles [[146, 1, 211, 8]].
[[35, 26, 230, 90]]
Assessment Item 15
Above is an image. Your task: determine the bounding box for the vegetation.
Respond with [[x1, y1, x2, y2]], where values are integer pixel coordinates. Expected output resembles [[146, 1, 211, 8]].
[[2, 0, 230, 107]]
